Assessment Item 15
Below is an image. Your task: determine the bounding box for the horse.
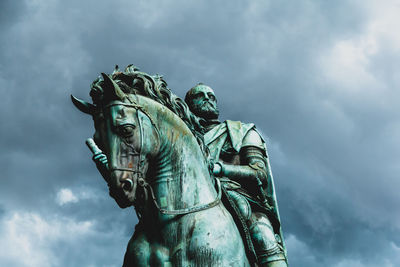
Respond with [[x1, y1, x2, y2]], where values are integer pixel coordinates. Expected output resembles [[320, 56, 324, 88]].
[[72, 68, 252, 266]]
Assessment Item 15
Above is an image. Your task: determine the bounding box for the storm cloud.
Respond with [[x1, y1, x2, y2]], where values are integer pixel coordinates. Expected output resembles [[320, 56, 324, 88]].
[[1, 0, 399, 266]]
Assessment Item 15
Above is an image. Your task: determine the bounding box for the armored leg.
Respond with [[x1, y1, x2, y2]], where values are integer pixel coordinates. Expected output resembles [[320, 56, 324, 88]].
[[249, 212, 287, 267], [225, 190, 287, 266], [225, 190, 252, 220]]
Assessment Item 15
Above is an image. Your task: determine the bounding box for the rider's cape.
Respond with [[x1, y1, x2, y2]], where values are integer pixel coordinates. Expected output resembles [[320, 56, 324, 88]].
[[204, 120, 287, 258]]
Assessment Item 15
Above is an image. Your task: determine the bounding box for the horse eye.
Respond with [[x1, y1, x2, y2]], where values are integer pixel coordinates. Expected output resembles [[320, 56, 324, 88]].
[[119, 124, 135, 137]]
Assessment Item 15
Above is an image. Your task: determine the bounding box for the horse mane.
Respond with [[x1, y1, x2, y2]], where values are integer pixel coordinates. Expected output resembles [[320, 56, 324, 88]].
[[89, 64, 208, 155]]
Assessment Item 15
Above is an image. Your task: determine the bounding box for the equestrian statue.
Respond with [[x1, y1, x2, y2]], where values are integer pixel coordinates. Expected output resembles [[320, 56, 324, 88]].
[[71, 65, 288, 266]]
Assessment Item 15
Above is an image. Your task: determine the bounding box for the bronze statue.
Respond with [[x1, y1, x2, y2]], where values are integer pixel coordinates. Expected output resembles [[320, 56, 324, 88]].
[[185, 83, 288, 266], [71, 65, 288, 266]]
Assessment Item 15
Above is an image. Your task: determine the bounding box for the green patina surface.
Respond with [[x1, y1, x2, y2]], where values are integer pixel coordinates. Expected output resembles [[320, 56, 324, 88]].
[[72, 65, 288, 266]]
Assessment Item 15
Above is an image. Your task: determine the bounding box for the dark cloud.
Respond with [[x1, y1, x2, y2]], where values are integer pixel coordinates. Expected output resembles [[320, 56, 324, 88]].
[[0, 205, 4, 219], [0, 0, 399, 266], [0, 0, 27, 30]]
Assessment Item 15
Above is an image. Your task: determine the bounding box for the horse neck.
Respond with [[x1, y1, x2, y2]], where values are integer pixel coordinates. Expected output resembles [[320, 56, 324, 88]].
[[144, 99, 217, 210]]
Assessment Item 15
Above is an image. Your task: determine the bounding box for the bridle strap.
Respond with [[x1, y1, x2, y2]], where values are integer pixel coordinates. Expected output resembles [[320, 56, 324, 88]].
[[143, 178, 222, 215], [104, 102, 141, 109], [105, 97, 147, 174], [109, 167, 143, 174]]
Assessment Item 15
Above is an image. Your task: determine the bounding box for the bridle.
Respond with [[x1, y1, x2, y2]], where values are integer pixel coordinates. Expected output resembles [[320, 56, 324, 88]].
[[103, 98, 221, 216]]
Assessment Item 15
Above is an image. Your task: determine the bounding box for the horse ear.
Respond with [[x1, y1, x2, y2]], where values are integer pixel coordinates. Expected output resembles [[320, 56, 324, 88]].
[[71, 95, 95, 115], [101, 73, 125, 100]]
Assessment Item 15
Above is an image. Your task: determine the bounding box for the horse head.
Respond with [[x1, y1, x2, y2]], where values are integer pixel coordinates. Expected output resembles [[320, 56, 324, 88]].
[[72, 73, 160, 209]]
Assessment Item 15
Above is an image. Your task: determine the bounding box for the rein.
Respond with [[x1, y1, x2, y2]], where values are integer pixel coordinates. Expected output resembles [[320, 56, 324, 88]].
[[105, 100, 222, 216], [143, 177, 221, 215]]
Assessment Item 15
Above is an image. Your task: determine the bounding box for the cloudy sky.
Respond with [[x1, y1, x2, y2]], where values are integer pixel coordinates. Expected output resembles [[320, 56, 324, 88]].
[[1, 0, 399, 266]]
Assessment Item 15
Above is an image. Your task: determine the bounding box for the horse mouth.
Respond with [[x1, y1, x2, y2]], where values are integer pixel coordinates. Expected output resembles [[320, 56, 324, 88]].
[[121, 179, 133, 191], [109, 175, 138, 208]]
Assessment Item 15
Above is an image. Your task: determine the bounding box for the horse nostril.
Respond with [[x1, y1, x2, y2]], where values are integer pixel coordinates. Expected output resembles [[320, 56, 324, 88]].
[[121, 179, 133, 191]]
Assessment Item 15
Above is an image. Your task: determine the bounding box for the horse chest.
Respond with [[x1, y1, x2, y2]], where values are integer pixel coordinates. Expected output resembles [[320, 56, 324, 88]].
[[144, 215, 212, 264]]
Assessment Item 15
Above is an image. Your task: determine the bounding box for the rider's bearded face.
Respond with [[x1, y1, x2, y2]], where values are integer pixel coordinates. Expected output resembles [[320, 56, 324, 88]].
[[187, 85, 219, 120]]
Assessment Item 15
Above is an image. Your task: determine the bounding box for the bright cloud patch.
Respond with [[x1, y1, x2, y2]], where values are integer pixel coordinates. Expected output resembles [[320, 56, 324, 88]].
[[0, 212, 93, 267], [55, 187, 103, 206], [319, 1, 400, 95], [56, 188, 78, 205]]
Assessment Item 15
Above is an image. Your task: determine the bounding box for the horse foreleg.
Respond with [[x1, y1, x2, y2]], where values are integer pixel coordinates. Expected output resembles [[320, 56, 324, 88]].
[[123, 229, 150, 267]]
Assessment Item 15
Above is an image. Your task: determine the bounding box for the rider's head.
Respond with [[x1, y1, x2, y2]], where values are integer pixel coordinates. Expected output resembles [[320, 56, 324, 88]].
[[185, 83, 219, 120]]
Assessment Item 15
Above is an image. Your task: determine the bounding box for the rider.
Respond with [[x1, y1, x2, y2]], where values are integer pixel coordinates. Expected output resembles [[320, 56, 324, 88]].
[[185, 83, 288, 266]]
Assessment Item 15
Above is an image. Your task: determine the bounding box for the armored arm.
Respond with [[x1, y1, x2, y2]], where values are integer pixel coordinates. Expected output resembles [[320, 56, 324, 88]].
[[213, 146, 268, 186], [212, 129, 269, 201]]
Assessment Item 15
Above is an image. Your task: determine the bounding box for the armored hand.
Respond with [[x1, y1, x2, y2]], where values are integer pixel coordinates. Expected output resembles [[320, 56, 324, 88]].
[[213, 147, 267, 182], [86, 138, 111, 183], [212, 146, 269, 204]]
